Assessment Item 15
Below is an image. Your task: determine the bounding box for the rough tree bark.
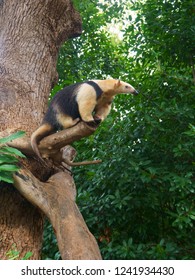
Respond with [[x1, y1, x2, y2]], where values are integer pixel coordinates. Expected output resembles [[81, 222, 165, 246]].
[[0, 0, 102, 259]]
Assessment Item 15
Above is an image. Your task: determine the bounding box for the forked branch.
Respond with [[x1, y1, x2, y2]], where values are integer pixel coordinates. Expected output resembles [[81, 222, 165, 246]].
[[13, 166, 102, 259]]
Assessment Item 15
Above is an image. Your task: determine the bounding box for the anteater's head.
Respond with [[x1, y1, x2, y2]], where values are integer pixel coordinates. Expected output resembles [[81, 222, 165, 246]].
[[114, 80, 138, 95]]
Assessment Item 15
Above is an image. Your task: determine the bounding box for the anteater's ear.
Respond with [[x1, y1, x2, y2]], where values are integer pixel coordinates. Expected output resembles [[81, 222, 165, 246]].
[[115, 79, 121, 88]]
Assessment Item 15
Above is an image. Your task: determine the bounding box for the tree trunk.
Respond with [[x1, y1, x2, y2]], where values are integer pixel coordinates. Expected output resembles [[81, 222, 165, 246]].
[[0, 183, 44, 259], [0, 0, 86, 259]]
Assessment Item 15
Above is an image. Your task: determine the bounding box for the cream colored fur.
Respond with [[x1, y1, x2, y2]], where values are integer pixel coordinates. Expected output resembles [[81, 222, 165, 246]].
[[76, 83, 97, 122]]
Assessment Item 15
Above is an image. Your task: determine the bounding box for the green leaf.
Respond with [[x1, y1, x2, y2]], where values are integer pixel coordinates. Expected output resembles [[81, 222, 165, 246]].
[[0, 131, 25, 144], [22, 252, 33, 260], [0, 146, 26, 158], [0, 154, 18, 164], [0, 164, 19, 172], [0, 171, 14, 183]]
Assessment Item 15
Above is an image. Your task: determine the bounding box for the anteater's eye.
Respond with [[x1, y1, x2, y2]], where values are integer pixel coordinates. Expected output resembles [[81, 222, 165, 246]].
[[125, 86, 129, 88]]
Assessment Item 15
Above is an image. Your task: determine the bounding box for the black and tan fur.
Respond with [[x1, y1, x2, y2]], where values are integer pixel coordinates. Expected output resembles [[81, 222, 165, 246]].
[[31, 79, 138, 161]]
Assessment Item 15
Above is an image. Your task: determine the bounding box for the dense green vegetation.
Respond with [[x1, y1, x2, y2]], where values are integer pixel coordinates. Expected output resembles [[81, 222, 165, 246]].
[[42, 0, 195, 259]]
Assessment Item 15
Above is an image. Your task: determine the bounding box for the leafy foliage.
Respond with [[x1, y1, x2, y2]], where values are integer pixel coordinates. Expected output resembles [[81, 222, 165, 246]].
[[0, 131, 25, 183], [43, 0, 195, 260], [6, 244, 33, 260], [42, 220, 61, 260]]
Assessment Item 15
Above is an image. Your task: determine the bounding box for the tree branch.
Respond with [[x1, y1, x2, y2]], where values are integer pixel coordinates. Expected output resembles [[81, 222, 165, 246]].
[[13, 166, 102, 259], [1, 121, 103, 259], [0, 121, 101, 165]]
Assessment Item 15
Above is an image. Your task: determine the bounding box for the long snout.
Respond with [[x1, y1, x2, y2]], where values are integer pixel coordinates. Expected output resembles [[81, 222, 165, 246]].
[[129, 88, 139, 95], [133, 89, 139, 95]]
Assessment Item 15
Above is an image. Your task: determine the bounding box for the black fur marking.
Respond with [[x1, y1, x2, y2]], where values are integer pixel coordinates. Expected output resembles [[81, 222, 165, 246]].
[[86, 81, 103, 99], [42, 81, 103, 130], [55, 83, 82, 120], [42, 83, 82, 130]]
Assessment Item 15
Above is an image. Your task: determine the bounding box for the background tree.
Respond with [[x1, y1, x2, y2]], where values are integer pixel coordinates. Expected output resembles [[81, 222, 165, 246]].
[[43, 0, 195, 259]]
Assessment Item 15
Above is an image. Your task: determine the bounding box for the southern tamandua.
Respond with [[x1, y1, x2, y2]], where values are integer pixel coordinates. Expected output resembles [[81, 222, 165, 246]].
[[31, 79, 138, 165]]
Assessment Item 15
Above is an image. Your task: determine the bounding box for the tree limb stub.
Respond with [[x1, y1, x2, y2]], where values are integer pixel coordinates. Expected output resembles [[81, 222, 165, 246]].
[[61, 145, 102, 168], [13, 167, 102, 260]]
